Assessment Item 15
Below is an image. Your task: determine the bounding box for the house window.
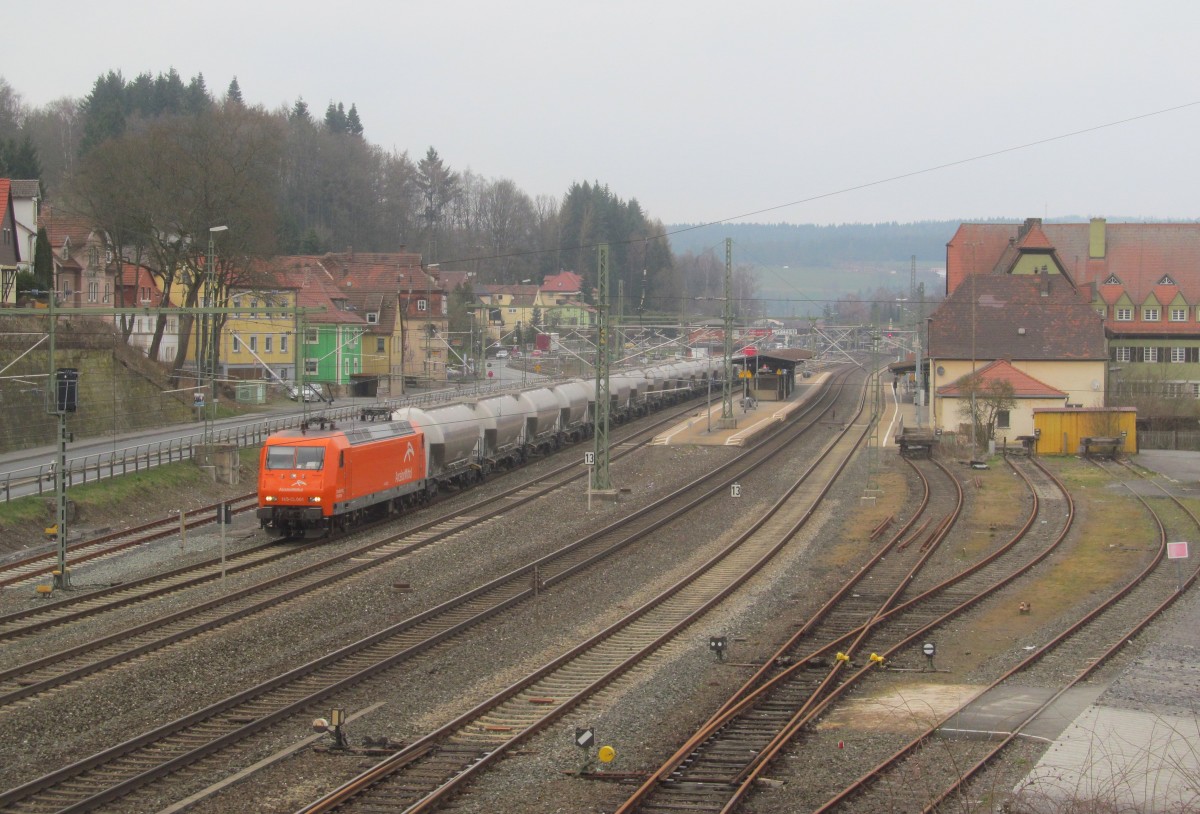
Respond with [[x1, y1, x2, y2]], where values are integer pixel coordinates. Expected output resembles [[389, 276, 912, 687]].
[[1116, 307, 1132, 321], [232, 336, 241, 353], [996, 410, 1011, 429], [103, 283, 111, 303], [1143, 307, 1160, 321], [1172, 347, 1187, 363], [305, 328, 318, 344], [1096, 307, 1107, 318], [250, 299, 258, 317], [1171, 307, 1188, 322], [376, 337, 385, 353], [1116, 347, 1131, 362], [265, 336, 272, 354], [281, 334, 289, 353], [417, 299, 428, 312], [508, 307, 517, 314], [1193, 383, 1200, 399], [249, 335, 258, 352], [88, 281, 98, 303], [367, 313, 378, 324], [1144, 347, 1159, 363], [305, 359, 318, 375]]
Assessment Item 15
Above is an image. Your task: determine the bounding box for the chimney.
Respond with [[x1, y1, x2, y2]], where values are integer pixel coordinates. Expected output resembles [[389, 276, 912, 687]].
[[1017, 217, 1042, 241], [1089, 218, 1106, 259]]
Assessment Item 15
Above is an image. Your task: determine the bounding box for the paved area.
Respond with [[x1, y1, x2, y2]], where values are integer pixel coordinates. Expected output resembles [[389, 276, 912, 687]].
[[651, 373, 832, 447], [1134, 449, 1200, 484]]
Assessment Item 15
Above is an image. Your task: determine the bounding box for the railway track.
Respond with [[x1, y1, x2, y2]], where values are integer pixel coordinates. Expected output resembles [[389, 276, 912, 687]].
[[614, 453, 1086, 814], [804, 455, 1198, 814], [0, 494, 260, 589], [0, 370, 859, 813], [0, 399, 708, 707], [292, 369, 874, 813]]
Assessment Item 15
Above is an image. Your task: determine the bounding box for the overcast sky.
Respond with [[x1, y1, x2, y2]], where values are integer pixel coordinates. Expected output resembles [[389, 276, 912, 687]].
[[9, 1, 1200, 227]]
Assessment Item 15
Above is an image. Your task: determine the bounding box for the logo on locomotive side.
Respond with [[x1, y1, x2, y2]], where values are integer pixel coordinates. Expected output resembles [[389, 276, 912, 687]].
[[404, 442, 416, 461]]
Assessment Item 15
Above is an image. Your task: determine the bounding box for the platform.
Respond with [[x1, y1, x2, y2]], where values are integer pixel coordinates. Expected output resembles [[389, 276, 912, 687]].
[[651, 373, 832, 447]]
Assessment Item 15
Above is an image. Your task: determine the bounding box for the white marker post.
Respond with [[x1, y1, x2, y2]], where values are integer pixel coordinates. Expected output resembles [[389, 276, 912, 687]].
[[1168, 541, 1189, 593], [585, 452, 596, 512]]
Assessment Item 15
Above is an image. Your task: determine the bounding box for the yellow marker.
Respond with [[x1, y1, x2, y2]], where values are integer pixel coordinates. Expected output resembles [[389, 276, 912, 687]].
[[598, 745, 616, 764], [869, 653, 885, 664], [835, 652, 850, 662]]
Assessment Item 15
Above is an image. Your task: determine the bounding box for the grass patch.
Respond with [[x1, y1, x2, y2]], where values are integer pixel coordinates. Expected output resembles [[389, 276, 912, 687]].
[[822, 461, 910, 570], [956, 459, 1029, 563], [941, 456, 1155, 674], [0, 449, 260, 543]]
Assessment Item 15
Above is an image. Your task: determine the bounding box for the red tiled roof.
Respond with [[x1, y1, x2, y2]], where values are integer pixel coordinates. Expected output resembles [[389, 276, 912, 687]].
[[928, 274, 1106, 361], [541, 271, 582, 292], [1017, 221, 1054, 250], [937, 359, 1067, 398], [40, 203, 94, 254], [948, 219, 1200, 302]]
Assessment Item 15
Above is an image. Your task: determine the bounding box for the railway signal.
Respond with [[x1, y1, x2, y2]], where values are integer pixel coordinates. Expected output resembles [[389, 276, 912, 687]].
[[575, 727, 595, 749], [922, 641, 936, 670], [709, 635, 727, 661]]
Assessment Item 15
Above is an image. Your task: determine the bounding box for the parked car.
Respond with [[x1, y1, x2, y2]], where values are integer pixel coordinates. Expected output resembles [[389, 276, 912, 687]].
[[495, 349, 509, 359], [285, 383, 325, 403]]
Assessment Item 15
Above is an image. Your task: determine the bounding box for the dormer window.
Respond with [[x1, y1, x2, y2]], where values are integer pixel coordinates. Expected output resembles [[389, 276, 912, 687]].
[[366, 312, 379, 324], [1103, 274, 1122, 286], [1143, 307, 1160, 322], [1159, 274, 1176, 286]]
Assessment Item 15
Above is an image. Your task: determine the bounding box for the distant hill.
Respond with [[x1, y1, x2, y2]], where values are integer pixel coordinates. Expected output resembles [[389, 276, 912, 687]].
[[666, 221, 960, 318], [666, 221, 959, 268]]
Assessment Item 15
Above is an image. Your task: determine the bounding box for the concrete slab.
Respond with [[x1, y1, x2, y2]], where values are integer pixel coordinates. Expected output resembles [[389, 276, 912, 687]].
[[937, 683, 1108, 743], [1134, 450, 1200, 492], [1010, 705, 1200, 813]]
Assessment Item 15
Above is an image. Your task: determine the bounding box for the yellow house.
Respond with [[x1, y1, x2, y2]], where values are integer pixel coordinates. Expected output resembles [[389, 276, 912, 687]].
[[222, 286, 300, 384]]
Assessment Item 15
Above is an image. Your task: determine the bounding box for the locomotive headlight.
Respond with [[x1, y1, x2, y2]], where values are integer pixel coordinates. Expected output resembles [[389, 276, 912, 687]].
[[263, 495, 276, 502], [309, 496, 322, 503]]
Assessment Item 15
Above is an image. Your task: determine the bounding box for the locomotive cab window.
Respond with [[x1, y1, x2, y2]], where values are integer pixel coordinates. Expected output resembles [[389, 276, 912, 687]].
[[265, 446, 326, 470]]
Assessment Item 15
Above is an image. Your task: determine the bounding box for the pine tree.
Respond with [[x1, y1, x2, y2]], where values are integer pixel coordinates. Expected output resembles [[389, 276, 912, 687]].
[[324, 102, 347, 134], [291, 97, 311, 123], [33, 226, 53, 291], [346, 103, 363, 136], [80, 71, 128, 154], [186, 73, 211, 115], [226, 76, 244, 106]]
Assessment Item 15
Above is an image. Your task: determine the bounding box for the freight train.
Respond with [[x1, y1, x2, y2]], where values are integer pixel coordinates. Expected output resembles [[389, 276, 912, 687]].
[[256, 363, 719, 538]]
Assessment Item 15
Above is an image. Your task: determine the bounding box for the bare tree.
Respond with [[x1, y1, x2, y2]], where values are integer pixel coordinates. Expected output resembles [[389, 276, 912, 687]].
[[956, 375, 1017, 447]]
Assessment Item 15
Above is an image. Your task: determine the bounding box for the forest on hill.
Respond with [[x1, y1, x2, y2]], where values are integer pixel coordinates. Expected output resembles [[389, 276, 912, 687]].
[[0, 71, 675, 310], [2, 70, 1007, 322]]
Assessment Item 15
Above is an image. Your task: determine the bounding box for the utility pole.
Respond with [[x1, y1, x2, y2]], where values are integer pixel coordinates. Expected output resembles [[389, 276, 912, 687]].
[[203, 226, 227, 445], [592, 244, 613, 491], [47, 292, 74, 590], [720, 238, 735, 427]]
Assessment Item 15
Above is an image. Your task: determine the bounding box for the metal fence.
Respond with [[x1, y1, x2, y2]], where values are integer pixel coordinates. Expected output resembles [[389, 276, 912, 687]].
[[0, 376, 563, 503], [1137, 430, 1200, 451]]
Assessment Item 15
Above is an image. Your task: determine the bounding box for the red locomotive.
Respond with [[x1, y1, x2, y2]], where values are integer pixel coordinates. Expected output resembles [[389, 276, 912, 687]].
[[257, 419, 429, 538]]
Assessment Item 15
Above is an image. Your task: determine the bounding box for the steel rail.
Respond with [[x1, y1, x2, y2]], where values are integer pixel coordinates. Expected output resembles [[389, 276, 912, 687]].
[[292, 374, 873, 813], [0, 372, 856, 813], [617, 450, 1085, 814], [0, 400, 706, 703]]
